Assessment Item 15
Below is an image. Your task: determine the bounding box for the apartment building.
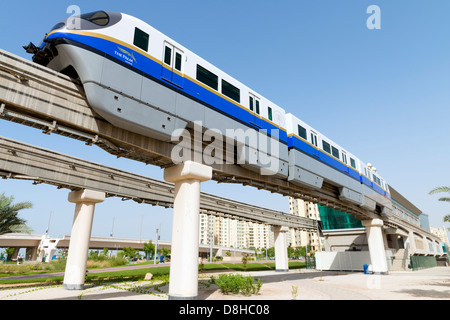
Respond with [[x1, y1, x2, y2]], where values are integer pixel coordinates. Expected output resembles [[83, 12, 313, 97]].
[[199, 214, 274, 250], [288, 197, 324, 252]]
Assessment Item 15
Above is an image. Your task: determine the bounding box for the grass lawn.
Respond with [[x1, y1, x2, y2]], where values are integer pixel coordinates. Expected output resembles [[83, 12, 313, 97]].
[[0, 261, 306, 287]]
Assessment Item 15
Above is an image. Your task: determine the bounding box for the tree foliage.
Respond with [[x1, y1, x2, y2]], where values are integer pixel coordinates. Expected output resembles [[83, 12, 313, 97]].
[[429, 186, 450, 228], [0, 193, 33, 235], [429, 186, 450, 203]]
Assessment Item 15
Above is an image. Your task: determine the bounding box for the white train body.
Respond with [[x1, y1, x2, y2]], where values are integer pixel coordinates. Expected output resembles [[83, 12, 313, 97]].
[[28, 11, 392, 214]]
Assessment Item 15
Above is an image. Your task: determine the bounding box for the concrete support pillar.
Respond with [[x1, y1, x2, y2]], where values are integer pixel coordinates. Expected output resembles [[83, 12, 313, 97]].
[[407, 230, 417, 256], [63, 189, 105, 290], [362, 219, 388, 274], [271, 226, 290, 272], [26, 247, 37, 261], [422, 236, 430, 255], [11, 248, 19, 261], [164, 161, 212, 300]]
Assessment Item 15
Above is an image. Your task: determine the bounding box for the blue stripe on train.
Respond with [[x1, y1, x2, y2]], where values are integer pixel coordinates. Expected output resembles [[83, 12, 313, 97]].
[[288, 135, 387, 198], [48, 32, 387, 199], [47, 31, 287, 143]]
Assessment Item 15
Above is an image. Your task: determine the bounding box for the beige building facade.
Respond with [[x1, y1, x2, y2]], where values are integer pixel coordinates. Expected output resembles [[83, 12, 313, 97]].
[[288, 197, 324, 252], [199, 214, 274, 251]]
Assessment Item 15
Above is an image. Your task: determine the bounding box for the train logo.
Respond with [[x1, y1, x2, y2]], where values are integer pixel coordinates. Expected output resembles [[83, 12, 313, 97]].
[[115, 46, 136, 65]]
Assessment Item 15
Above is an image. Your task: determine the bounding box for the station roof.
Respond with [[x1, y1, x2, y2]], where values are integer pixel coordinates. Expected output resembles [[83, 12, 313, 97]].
[[389, 185, 422, 217]]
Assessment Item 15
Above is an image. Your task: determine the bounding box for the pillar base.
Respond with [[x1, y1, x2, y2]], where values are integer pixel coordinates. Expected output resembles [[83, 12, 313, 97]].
[[275, 269, 289, 273], [371, 272, 388, 275], [63, 284, 85, 291], [169, 295, 198, 300]]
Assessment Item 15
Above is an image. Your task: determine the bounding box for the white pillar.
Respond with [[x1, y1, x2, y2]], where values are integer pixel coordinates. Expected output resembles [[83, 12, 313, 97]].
[[164, 161, 212, 300], [362, 219, 388, 274], [271, 226, 290, 272], [63, 189, 105, 290], [407, 230, 417, 256]]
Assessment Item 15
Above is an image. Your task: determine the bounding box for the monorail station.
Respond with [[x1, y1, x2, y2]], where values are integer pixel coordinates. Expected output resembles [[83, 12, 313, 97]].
[[0, 8, 448, 301], [290, 186, 447, 274]]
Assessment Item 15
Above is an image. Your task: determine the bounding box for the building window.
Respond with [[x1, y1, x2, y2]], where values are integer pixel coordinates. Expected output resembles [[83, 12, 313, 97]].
[[196, 65, 218, 90], [222, 79, 240, 103], [134, 27, 149, 52], [297, 125, 307, 140]]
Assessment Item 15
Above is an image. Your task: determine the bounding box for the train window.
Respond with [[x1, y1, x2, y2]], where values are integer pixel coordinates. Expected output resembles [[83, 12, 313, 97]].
[[268, 107, 273, 121], [332, 146, 340, 159], [197, 65, 218, 90], [222, 80, 240, 103], [297, 125, 307, 140], [350, 158, 356, 169], [311, 132, 318, 147], [80, 11, 110, 26], [50, 22, 66, 32], [164, 46, 172, 65], [249, 93, 260, 114], [134, 28, 149, 52], [322, 141, 331, 154], [342, 152, 347, 164], [373, 175, 381, 186], [175, 52, 182, 72]]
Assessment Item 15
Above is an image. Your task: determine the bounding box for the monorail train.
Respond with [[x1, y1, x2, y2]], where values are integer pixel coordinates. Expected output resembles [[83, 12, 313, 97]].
[[25, 11, 392, 214]]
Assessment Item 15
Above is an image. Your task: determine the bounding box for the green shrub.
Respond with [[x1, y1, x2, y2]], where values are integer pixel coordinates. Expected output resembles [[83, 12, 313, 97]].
[[214, 274, 262, 296]]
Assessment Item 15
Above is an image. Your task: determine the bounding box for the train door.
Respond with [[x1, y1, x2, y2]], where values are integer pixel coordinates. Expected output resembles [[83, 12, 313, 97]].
[[310, 131, 319, 158], [341, 151, 350, 174], [162, 42, 184, 88], [249, 93, 263, 129]]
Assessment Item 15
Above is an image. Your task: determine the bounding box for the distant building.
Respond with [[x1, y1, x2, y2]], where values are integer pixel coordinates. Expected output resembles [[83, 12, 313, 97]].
[[430, 226, 449, 246], [288, 198, 324, 252], [199, 214, 274, 251]]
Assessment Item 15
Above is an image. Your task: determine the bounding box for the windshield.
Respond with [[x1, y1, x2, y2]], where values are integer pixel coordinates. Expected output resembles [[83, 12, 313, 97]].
[[80, 11, 110, 26]]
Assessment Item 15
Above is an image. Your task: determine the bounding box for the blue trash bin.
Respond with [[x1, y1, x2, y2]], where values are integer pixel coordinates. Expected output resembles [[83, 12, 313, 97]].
[[363, 264, 369, 274]]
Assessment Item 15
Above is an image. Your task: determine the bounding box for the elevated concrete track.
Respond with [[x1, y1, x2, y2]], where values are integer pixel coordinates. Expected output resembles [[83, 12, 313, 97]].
[[0, 136, 317, 230]]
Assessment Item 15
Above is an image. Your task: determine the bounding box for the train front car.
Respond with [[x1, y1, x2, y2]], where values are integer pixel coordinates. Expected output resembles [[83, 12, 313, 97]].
[[26, 11, 189, 142], [25, 11, 290, 177]]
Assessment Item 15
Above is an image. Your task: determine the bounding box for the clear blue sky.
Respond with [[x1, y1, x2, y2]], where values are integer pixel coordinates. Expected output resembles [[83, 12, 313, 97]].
[[0, 0, 449, 242]]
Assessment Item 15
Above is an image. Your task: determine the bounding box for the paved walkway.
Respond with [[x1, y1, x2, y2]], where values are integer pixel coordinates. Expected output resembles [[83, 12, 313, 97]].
[[0, 267, 448, 300]]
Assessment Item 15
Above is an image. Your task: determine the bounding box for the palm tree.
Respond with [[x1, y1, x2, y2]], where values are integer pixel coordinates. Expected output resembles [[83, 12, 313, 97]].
[[429, 186, 450, 225], [0, 193, 33, 235]]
